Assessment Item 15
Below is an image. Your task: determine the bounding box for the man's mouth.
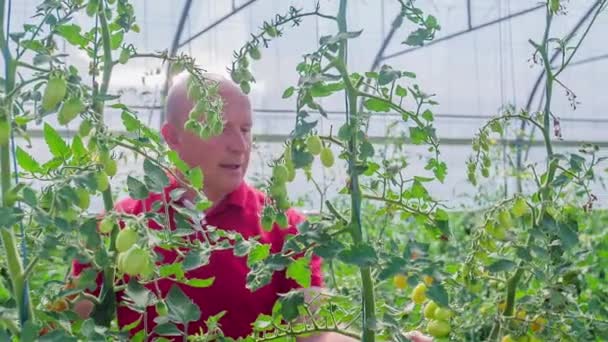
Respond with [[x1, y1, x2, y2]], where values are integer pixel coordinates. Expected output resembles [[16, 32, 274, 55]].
[[219, 163, 240, 170]]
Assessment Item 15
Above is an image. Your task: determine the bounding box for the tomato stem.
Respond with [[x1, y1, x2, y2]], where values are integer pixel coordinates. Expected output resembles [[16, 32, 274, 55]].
[[335, 1, 376, 341], [89, 0, 118, 327], [0, 0, 35, 327]]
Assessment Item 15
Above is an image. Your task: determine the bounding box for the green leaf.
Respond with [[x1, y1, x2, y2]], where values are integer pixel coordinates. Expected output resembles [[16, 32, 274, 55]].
[[159, 262, 185, 280], [125, 278, 156, 312], [44, 123, 70, 159], [421, 109, 434, 122], [183, 277, 215, 288], [395, 85, 407, 97], [282, 86, 295, 99], [182, 249, 210, 271], [110, 30, 124, 49], [378, 65, 401, 86], [338, 243, 378, 267], [121, 111, 141, 132], [71, 135, 87, 159], [487, 259, 517, 273], [55, 24, 88, 47], [557, 220, 578, 250], [127, 176, 149, 199], [187, 167, 203, 190], [426, 283, 449, 307], [247, 243, 271, 267], [409, 126, 428, 144], [166, 285, 201, 324], [286, 257, 311, 288], [278, 291, 305, 321], [153, 322, 182, 336], [167, 150, 189, 173], [363, 98, 391, 112], [144, 159, 169, 192], [38, 329, 78, 342], [16, 146, 41, 172]]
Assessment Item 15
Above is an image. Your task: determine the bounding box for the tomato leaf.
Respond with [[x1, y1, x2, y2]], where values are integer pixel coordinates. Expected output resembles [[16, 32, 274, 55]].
[[127, 176, 149, 200], [286, 257, 311, 288], [247, 243, 271, 267], [427, 283, 449, 307], [16, 146, 41, 172], [44, 123, 70, 159], [183, 277, 215, 288], [278, 290, 305, 321], [143, 159, 169, 192], [487, 259, 517, 273], [166, 284, 201, 324], [153, 323, 182, 337]]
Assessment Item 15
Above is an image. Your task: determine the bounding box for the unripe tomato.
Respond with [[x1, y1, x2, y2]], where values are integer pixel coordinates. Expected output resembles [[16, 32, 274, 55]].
[[423, 275, 434, 286], [117, 252, 127, 273], [273, 164, 289, 184], [276, 196, 290, 211], [78, 119, 92, 137], [75, 188, 90, 210], [270, 182, 287, 199], [261, 214, 274, 231], [511, 197, 529, 217], [42, 77, 67, 111], [122, 246, 149, 276], [427, 319, 451, 338], [516, 310, 527, 321], [286, 162, 296, 182], [99, 217, 114, 234], [116, 227, 138, 253], [275, 211, 289, 229], [96, 172, 109, 192], [119, 49, 130, 64], [411, 283, 427, 304], [249, 47, 261, 60], [320, 147, 334, 168], [306, 135, 322, 155], [58, 97, 85, 125], [530, 316, 546, 332], [423, 301, 438, 319], [501, 335, 516, 342], [104, 158, 117, 177], [393, 274, 407, 289], [434, 307, 453, 321], [497, 209, 512, 229]]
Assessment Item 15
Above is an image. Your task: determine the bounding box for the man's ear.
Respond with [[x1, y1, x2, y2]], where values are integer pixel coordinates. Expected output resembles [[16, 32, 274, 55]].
[[161, 122, 180, 150]]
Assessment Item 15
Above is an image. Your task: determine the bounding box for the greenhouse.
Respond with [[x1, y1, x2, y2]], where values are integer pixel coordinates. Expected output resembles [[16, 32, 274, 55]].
[[1, 1, 607, 341]]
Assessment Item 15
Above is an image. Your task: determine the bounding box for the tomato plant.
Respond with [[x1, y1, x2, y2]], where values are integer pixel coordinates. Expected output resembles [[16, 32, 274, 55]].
[[0, 0, 607, 341]]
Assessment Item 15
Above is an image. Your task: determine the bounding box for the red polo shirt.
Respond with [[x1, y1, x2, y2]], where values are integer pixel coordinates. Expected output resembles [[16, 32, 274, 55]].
[[72, 177, 323, 339]]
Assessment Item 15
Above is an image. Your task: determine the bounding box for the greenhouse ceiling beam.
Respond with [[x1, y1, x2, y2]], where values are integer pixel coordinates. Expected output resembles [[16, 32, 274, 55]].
[[124, 105, 608, 124], [178, 0, 259, 48], [467, 0, 472, 29], [20, 129, 608, 148], [381, 4, 544, 61], [569, 53, 608, 67]]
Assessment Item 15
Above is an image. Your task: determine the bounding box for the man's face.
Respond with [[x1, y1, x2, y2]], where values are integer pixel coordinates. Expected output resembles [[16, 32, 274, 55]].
[[164, 78, 253, 201]]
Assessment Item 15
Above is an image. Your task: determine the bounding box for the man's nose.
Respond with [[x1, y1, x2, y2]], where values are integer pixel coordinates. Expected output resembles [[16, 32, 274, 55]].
[[227, 128, 248, 153]]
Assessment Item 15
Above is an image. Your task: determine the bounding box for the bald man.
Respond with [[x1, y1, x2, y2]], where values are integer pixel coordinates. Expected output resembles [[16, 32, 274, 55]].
[[72, 73, 360, 341]]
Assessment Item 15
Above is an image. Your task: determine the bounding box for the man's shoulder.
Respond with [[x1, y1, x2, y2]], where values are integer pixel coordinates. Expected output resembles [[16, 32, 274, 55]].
[[113, 196, 144, 215]]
